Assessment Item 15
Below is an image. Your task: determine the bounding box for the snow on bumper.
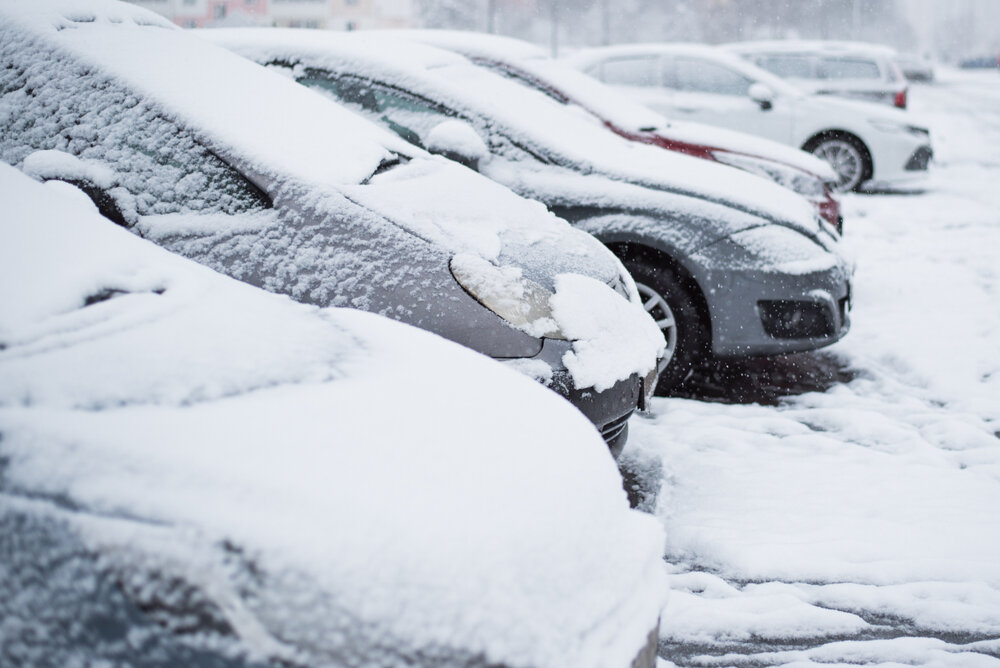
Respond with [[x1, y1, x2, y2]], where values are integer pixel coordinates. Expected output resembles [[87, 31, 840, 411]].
[[550, 273, 666, 392]]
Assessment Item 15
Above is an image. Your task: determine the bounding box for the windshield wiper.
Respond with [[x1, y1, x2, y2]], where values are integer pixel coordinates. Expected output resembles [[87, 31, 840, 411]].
[[363, 153, 409, 184]]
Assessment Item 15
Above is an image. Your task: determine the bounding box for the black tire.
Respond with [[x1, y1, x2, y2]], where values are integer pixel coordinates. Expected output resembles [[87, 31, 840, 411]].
[[803, 132, 872, 193], [623, 257, 709, 394]]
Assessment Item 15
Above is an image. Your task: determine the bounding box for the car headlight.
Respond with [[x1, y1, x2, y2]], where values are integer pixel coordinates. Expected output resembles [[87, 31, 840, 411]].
[[450, 253, 567, 340], [711, 151, 827, 197], [869, 119, 930, 137]]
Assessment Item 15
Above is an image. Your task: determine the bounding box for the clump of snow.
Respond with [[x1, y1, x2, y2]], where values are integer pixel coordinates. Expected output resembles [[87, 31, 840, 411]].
[[21, 149, 116, 188], [551, 273, 665, 391], [0, 162, 667, 668], [425, 119, 489, 162]]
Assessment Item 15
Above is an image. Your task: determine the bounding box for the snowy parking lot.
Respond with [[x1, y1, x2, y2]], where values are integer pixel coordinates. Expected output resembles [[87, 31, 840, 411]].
[[627, 68, 1000, 667]]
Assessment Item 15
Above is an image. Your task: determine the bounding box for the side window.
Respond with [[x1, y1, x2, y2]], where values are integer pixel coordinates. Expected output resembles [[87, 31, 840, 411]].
[[755, 55, 814, 79], [597, 56, 661, 87], [673, 58, 752, 96], [299, 72, 454, 149], [0, 37, 269, 218], [817, 57, 882, 80]]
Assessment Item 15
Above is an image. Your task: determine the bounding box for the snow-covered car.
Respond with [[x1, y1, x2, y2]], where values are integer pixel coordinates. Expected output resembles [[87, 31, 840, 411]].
[[394, 29, 844, 232], [205, 29, 852, 392], [725, 40, 910, 109], [567, 43, 933, 192], [894, 52, 936, 83], [0, 0, 666, 454], [0, 162, 667, 668]]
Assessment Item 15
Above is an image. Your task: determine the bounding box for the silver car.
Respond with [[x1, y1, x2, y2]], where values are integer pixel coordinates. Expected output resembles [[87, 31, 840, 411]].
[[0, 0, 664, 453], [208, 29, 853, 392]]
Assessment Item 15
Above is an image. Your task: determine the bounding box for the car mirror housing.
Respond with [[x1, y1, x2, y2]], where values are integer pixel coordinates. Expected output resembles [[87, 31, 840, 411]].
[[749, 82, 775, 110], [426, 120, 489, 172]]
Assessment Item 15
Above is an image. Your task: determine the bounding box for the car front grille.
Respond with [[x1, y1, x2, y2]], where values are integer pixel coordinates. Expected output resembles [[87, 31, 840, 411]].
[[905, 146, 933, 171], [601, 411, 633, 457]]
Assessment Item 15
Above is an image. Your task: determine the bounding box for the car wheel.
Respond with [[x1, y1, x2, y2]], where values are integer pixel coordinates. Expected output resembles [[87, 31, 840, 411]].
[[808, 136, 869, 192], [625, 258, 709, 394]]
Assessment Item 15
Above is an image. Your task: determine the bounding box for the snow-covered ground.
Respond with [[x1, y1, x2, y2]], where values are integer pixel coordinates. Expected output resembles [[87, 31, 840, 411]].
[[625, 68, 1000, 667]]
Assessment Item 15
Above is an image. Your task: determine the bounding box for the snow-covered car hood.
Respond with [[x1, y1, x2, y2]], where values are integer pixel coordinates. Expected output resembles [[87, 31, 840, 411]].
[[340, 154, 624, 289], [392, 30, 835, 182], [203, 29, 826, 241], [0, 162, 667, 668]]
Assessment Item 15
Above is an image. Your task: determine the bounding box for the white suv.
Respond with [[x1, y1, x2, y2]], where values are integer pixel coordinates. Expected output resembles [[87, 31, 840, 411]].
[[726, 40, 909, 109], [567, 43, 932, 192]]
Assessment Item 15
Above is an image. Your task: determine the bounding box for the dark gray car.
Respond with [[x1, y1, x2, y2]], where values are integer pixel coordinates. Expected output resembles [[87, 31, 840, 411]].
[[0, 2, 665, 452], [206, 29, 852, 392]]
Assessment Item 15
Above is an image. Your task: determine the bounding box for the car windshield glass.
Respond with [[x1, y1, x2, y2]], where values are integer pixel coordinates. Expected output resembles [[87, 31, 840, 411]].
[[300, 72, 454, 150], [673, 57, 752, 96], [0, 40, 271, 217], [817, 57, 881, 80], [473, 59, 572, 105]]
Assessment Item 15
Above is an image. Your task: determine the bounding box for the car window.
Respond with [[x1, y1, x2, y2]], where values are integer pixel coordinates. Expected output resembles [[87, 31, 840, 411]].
[[0, 40, 270, 218], [299, 71, 548, 164], [596, 56, 661, 87], [299, 71, 456, 150], [817, 57, 882, 80], [474, 60, 572, 105], [754, 54, 815, 79], [672, 57, 752, 96]]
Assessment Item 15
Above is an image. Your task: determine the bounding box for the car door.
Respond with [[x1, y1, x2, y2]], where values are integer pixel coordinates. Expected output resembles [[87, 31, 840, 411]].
[[662, 55, 795, 145]]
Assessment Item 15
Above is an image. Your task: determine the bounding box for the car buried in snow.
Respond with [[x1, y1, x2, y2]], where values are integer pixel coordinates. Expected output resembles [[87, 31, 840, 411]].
[[0, 0, 666, 455], [567, 43, 933, 193], [0, 162, 667, 668], [205, 29, 853, 392], [391, 29, 844, 232]]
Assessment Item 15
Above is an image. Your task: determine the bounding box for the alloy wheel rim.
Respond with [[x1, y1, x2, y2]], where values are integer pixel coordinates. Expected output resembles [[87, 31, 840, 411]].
[[635, 281, 678, 365], [814, 140, 863, 191]]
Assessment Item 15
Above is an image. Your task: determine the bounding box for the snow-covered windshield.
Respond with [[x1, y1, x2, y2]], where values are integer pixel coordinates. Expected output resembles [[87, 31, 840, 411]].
[[0, 1, 412, 190]]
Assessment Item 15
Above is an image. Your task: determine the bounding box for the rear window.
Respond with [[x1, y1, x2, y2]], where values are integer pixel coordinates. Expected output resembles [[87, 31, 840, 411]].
[[754, 55, 814, 78], [0, 33, 270, 218], [817, 57, 882, 80]]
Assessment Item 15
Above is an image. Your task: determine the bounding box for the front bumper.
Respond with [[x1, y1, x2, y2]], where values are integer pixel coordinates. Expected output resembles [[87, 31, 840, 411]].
[[865, 132, 932, 188], [693, 242, 853, 358], [518, 338, 646, 458]]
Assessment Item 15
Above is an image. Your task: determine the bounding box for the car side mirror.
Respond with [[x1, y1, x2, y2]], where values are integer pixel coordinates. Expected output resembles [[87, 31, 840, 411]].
[[426, 120, 489, 172], [748, 83, 775, 111], [22, 150, 132, 227]]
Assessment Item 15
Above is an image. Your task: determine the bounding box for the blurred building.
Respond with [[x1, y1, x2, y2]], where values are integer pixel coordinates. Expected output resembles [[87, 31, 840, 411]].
[[126, 0, 414, 30]]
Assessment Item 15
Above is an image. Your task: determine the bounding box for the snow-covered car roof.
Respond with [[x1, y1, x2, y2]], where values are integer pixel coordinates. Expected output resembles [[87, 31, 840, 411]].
[[0, 163, 667, 668], [205, 29, 822, 235], [726, 39, 900, 59], [394, 30, 836, 182]]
